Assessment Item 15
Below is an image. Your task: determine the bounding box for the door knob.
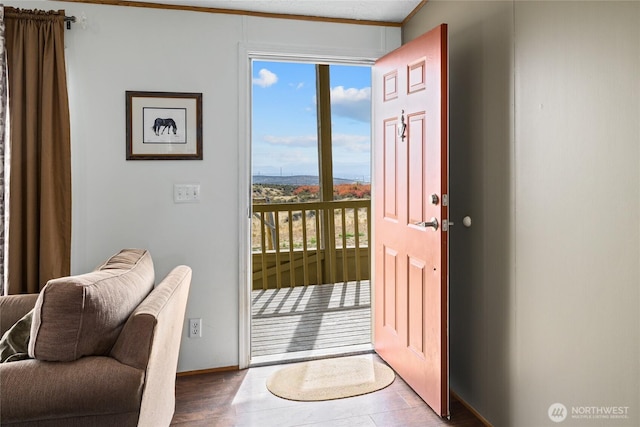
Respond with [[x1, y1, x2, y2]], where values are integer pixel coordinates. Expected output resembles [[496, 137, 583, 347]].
[[414, 217, 438, 231], [463, 216, 472, 227]]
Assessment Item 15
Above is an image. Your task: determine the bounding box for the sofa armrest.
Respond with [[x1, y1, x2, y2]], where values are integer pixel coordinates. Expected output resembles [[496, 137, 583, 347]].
[[111, 265, 191, 427], [0, 294, 39, 336], [111, 266, 191, 370]]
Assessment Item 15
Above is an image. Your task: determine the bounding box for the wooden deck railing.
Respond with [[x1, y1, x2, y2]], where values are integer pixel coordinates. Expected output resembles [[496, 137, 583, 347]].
[[252, 199, 371, 290]]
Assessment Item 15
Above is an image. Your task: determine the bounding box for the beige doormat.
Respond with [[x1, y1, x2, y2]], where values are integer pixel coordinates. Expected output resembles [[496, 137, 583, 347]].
[[266, 356, 395, 401]]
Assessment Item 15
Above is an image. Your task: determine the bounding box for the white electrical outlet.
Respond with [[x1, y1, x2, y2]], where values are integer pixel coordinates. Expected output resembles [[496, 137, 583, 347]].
[[189, 318, 202, 338]]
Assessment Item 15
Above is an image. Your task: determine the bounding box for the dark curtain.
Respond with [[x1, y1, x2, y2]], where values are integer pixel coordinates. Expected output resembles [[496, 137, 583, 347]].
[[4, 7, 71, 294], [0, 8, 6, 295]]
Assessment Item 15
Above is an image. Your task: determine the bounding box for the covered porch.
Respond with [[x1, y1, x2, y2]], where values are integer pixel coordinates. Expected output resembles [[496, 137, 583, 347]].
[[251, 199, 373, 364]]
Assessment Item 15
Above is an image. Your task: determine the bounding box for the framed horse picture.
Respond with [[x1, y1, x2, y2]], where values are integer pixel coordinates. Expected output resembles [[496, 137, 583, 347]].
[[126, 91, 203, 160]]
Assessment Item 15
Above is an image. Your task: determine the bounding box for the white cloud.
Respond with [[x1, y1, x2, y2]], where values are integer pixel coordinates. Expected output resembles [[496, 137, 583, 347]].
[[331, 86, 371, 104], [331, 86, 371, 122], [253, 68, 278, 88], [332, 134, 370, 153], [280, 149, 317, 165], [289, 82, 305, 90], [313, 86, 372, 122], [263, 135, 317, 147], [262, 133, 369, 152]]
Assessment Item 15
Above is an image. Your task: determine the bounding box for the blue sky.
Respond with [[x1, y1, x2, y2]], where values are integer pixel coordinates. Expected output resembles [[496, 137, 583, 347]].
[[252, 61, 371, 182]]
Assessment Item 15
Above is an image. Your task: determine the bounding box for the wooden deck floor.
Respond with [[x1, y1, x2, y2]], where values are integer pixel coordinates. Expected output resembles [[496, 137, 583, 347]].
[[251, 281, 371, 360]]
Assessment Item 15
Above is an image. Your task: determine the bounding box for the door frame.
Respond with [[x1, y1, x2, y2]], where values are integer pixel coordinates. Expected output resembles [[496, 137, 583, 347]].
[[238, 42, 385, 369]]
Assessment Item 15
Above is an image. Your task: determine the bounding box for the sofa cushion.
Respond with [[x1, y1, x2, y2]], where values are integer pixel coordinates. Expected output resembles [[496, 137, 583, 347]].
[[0, 356, 144, 424], [28, 249, 155, 362]]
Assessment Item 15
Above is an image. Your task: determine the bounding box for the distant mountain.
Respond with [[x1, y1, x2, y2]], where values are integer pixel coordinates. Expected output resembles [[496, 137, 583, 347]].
[[252, 175, 365, 185]]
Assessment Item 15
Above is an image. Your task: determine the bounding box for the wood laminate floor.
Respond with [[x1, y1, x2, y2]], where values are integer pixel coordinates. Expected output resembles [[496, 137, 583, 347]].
[[171, 354, 486, 427]]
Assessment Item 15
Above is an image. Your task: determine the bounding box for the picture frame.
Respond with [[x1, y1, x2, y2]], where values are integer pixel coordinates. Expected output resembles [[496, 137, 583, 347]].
[[126, 91, 203, 160]]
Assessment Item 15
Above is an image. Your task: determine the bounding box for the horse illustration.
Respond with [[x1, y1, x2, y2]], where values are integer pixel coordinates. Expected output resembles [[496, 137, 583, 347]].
[[152, 118, 177, 136]]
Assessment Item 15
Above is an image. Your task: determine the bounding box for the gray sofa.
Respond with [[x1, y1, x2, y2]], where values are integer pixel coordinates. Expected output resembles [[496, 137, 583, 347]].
[[0, 249, 192, 426]]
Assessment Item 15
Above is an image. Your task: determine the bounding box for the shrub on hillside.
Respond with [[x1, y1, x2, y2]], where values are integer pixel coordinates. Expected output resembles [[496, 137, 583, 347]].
[[334, 184, 370, 199]]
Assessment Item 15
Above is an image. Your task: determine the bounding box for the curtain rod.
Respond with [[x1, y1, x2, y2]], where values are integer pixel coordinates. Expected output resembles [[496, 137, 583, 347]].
[[64, 15, 76, 30]]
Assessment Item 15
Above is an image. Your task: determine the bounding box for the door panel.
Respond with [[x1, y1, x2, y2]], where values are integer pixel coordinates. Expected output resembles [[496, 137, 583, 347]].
[[383, 246, 398, 332], [374, 24, 449, 417], [408, 257, 425, 356], [383, 119, 399, 220], [408, 57, 427, 93], [383, 71, 399, 101], [408, 113, 426, 225]]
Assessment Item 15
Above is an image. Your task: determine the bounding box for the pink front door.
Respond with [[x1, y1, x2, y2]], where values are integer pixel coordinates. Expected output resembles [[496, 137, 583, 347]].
[[373, 24, 449, 417]]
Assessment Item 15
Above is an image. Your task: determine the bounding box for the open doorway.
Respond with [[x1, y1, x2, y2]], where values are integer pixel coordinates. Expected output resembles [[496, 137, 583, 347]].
[[249, 59, 373, 365]]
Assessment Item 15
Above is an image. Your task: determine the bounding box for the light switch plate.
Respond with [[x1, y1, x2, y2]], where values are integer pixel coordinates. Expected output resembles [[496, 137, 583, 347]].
[[174, 184, 200, 203]]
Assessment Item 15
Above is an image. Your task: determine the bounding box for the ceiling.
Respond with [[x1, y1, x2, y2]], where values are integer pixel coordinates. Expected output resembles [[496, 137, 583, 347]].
[[128, 0, 425, 24]]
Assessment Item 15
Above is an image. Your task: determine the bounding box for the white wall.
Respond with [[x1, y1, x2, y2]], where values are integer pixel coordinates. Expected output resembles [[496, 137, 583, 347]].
[[6, 1, 400, 372], [404, 1, 640, 426]]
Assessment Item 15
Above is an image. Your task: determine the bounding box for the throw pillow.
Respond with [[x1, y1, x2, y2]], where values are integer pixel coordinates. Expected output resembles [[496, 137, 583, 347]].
[[28, 249, 155, 362], [0, 309, 33, 363]]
